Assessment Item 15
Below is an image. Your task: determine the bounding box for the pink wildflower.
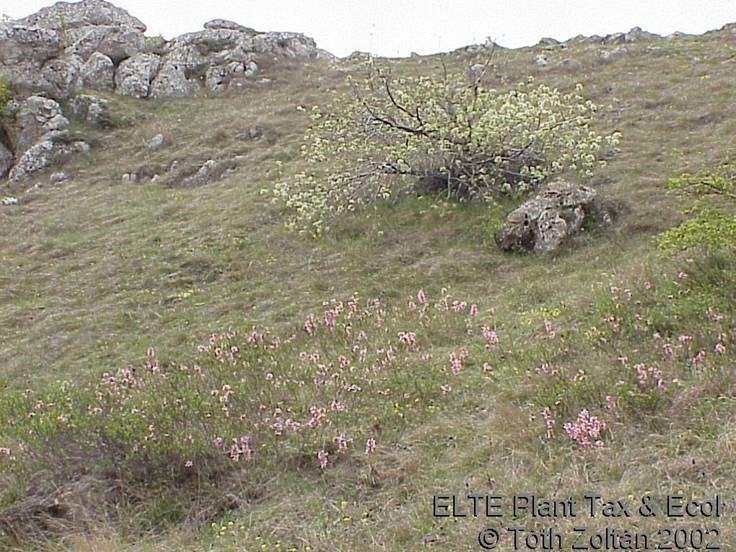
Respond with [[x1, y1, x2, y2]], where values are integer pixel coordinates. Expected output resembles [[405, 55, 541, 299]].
[[482, 327, 499, 349], [417, 289, 427, 304], [318, 450, 329, 469], [563, 409, 606, 448], [365, 438, 377, 455]]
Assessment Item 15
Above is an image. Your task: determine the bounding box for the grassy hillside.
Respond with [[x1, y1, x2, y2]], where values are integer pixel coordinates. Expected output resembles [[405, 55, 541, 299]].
[[1, 29, 736, 551]]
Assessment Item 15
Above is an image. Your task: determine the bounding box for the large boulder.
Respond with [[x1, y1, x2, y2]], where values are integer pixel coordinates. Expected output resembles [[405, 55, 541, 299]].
[[0, 22, 63, 95], [40, 53, 84, 98], [0, 22, 61, 64], [149, 60, 199, 98], [114, 52, 160, 98], [8, 130, 89, 182], [80, 51, 115, 90], [13, 95, 70, 151], [18, 0, 146, 62], [495, 180, 598, 253]]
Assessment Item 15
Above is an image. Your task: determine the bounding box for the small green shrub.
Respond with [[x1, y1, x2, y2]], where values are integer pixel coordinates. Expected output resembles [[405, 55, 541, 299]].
[[658, 161, 736, 252], [0, 78, 11, 114]]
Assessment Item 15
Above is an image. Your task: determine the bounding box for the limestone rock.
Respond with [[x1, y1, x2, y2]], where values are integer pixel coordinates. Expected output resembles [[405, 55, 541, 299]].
[[18, 0, 146, 36], [18, 0, 146, 62], [114, 52, 160, 98], [495, 180, 599, 253], [538, 37, 560, 48], [80, 51, 115, 90], [49, 170, 71, 183], [9, 130, 88, 182], [0, 22, 62, 95], [14, 95, 70, 151], [179, 159, 236, 187], [5, 0, 147, 99], [149, 60, 199, 98], [145, 133, 166, 150], [204, 19, 256, 33], [70, 94, 112, 127], [0, 142, 13, 179], [624, 27, 659, 42], [0, 22, 61, 64], [40, 53, 84, 98]]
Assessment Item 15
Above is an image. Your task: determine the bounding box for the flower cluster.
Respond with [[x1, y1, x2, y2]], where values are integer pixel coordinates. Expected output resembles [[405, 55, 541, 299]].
[[564, 410, 606, 448]]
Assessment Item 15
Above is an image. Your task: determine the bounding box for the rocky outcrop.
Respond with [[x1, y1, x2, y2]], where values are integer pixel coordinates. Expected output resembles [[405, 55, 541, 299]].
[[13, 95, 70, 151], [495, 180, 599, 253], [0, 0, 329, 104], [4, 95, 89, 182], [18, 0, 146, 62], [9, 130, 89, 182]]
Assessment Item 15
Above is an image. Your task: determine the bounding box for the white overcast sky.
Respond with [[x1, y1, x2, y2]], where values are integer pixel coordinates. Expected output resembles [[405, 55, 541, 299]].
[[4, 1, 736, 57]]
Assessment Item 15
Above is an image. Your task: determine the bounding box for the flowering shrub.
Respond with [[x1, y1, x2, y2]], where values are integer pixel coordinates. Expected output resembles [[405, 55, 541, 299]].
[[274, 65, 620, 235]]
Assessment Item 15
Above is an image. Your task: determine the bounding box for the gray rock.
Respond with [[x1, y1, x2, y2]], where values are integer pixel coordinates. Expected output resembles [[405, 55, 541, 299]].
[[145, 133, 166, 149], [49, 170, 71, 183], [0, 22, 61, 65], [149, 60, 199, 98], [0, 142, 13, 179], [624, 26, 659, 42], [204, 19, 255, 33], [9, 130, 88, 182], [2, 1, 147, 99], [14, 95, 70, 151], [70, 94, 112, 127], [495, 180, 598, 253], [80, 51, 115, 90], [538, 37, 560, 48], [533, 54, 549, 67], [64, 25, 145, 62], [179, 158, 236, 187], [0, 23, 62, 95], [235, 126, 264, 141], [114, 52, 160, 98], [40, 53, 84, 98], [18, 0, 146, 61], [18, 0, 146, 35], [604, 32, 627, 45]]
